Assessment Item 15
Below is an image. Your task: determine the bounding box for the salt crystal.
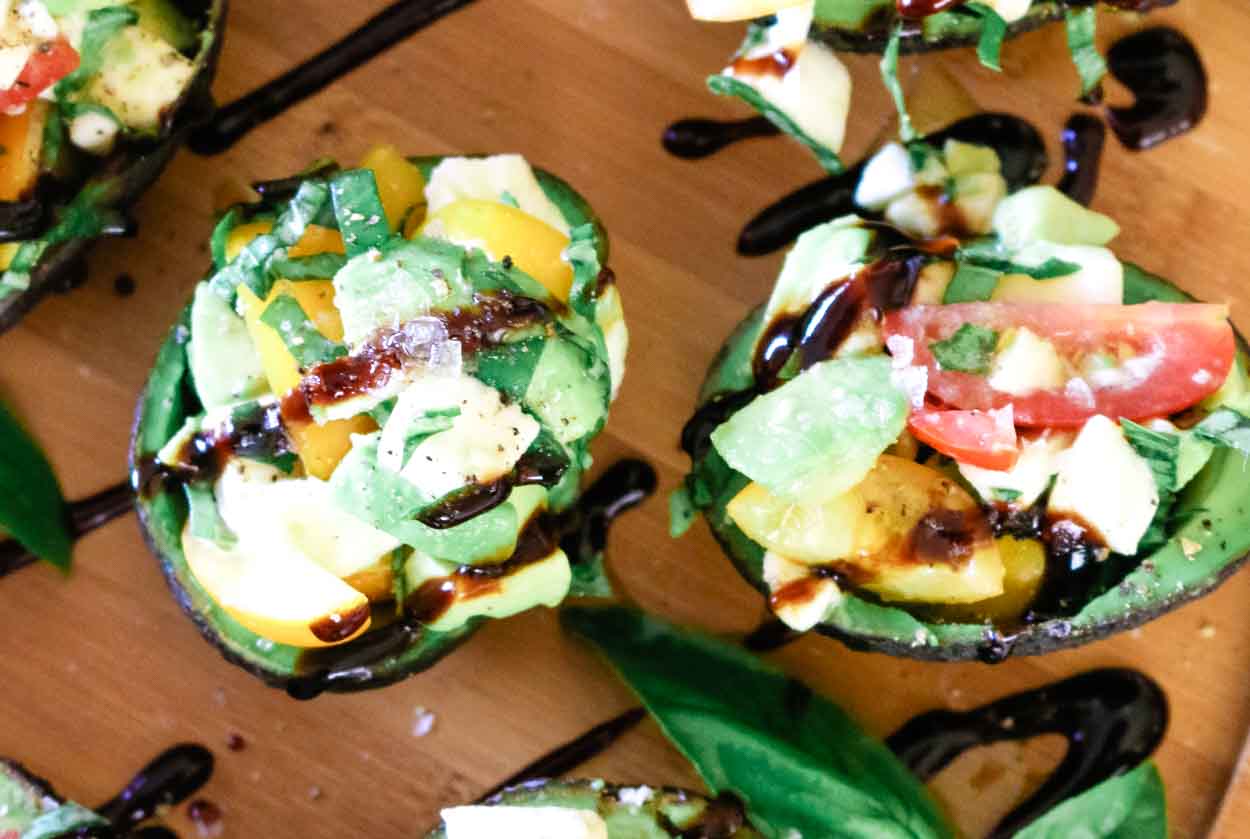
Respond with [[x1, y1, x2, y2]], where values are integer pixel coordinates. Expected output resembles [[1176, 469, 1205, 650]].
[[412, 706, 437, 737]]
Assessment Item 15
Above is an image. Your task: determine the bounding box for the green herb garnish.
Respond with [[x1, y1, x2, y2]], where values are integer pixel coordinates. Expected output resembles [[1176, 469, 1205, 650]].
[[930, 324, 999, 374], [0, 401, 72, 569], [881, 26, 917, 143], [967, 3, 1008, 71], [1065, 6, 1107, 99]]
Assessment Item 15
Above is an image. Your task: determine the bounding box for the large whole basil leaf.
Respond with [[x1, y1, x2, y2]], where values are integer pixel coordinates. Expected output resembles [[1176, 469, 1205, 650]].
[[0, 400, 71, 569], [1012, 762, 1166, 839], [562, 605, 952, 839]]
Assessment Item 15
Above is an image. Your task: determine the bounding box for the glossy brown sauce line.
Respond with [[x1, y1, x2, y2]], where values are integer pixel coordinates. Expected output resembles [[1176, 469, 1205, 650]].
[[188, 0, 479, 155]]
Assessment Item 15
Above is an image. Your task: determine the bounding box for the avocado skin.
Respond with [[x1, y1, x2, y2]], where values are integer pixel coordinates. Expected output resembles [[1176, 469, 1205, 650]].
[[131, 159, 608, 694], [0, 0, 228, 335], [423, 780, 760, 838], [689, 292, 1250, 662]]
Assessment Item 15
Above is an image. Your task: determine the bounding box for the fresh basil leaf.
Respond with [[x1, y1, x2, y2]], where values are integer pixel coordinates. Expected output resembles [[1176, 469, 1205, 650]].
[[259, 293, 347, 368], [1013, 762, 1166, 839], [331, 169, 390, 256], [0, 401, 72, 569], [210, 207, 243, 270], [930, 324, 999, 374], [943, 263, 1000, 303], [991, 488, 1021, 503], [1121, 419, 1180, 494], [568, 553, 614, 599], [1194, 407, 1250, 456], [967, 3, 1008, 72], [54, 6, 138, 99], [956, 246, 1081, 280], [706, 75, 845, 174], [1065, 6, 1107, 99], [499, 190, 520, 209], [272, 181, 331, 244], [907, 140, 941, 174], [881, 26, 917, 143], [563, 605, 953, 839]]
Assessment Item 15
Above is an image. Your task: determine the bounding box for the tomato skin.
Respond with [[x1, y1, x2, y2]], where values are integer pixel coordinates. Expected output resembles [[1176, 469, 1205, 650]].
[[0, 39, 80, 112], [909, 406, 1019, 470], [885, 302, 1236, 427]]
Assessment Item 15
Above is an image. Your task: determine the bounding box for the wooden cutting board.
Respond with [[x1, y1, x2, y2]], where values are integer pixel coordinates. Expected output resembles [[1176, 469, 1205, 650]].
[[3, 1, 1249, 836]]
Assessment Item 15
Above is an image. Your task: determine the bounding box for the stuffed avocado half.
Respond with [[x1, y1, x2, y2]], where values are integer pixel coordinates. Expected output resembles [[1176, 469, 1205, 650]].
[[0, 0, 225, 331], [676, 136, 1250, 660], [687, 0, 1142, 171], [425, 781, 759, 839], [0, 759, 107, 839], [132, 148, 626, 691]]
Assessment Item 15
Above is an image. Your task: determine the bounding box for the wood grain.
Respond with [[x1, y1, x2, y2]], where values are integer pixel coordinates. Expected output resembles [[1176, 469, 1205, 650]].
[[2, 2, 1247, 837]]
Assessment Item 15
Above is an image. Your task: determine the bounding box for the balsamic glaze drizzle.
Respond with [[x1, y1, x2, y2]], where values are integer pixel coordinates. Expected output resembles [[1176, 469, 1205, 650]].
[[284, 458, 658, 700], [1105, 27, 1207, 151], [498, 668, 1165, 838], [888, 668, 1167, 838], [734, 113, 1046, 256], [0, 481, 134, 580], [96, 745, 215, 833], [1056, 114, 1106, 206], [188, 0, 478, 156], [662, 117, 780, 160]]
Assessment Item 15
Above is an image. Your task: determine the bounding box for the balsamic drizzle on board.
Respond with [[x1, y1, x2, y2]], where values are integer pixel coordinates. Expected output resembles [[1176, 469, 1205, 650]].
[[663, 26, 1206, 255], [489, 667, 1166, 839], [0, 481, 134, 580], [188, 0, 479, 156]]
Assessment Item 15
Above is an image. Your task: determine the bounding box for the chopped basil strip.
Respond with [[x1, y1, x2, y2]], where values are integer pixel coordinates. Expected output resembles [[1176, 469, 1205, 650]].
[[185, 483, 237, 549], [259, 293, 347, 368], [967, 3, 1008, 72], [881, 26, 917, 143], [930, 324, 999, 374], [268, 252, 348, 280], [991, 488, 1022, 503], [1065, 6, 1108, 99], [943, 263, 1000, 303], [331, 169, 390, 256], [1194, 407, 1250, 456], [669, 484, 696, 538], [706, 75, 845, 174], [1121, 419, 1182, 494]]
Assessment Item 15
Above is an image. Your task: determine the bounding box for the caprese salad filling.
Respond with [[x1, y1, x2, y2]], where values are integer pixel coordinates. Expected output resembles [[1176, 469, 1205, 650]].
[[427, 782, 759, 839], [687, 0, 1143, 170], [677, 137, 1249, 634], [149, 149, 625, 650], [0, 0, 213, 298]]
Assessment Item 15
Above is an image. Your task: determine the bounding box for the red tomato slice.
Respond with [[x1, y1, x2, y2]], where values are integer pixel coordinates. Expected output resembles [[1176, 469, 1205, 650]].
[[0, 39, 80, 111], [884, 302, 1235, 427], [909, 405, 1019, 470]]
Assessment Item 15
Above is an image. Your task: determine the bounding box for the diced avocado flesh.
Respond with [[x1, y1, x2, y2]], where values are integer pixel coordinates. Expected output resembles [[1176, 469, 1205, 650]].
[[524, 335, 610, 445], [86, 24, 196, 133], [188, 283, 267, 409], [992, 185, 1120, 250]]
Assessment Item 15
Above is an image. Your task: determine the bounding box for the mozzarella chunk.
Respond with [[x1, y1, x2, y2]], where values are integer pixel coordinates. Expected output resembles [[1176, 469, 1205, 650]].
[[959, 431, 1073, 507], [379, 374, 539, 500], [763, 551, 842, 631], [987, 327, 1067, 395], [441, 806, 608, 839], [984, 0, 1031, 22], [69, 110, 119, 155], [855, 142, 915, 212], [1047, 415, 1159, 555], [216, 459, 400, 580], [425, 155, 570, 236]]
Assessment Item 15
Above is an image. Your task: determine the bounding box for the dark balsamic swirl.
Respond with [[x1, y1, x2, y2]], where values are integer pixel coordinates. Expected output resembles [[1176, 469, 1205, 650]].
[[189, 0, 478, 155], [96, 745, 215, 833], [887, 668, 1168, 838], [662, 117, 780, 159], [1105, 27, 1207, 151], [1056, 114, 1106, 206]]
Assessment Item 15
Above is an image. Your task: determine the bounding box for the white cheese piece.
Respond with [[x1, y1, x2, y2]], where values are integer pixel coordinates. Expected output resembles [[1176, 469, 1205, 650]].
[[1047, 415, 1160, 555], [959, 430, 1073, 507], [425, 154, 570, 236], [854, 142, 914, 212], [380, 374, 540, 500], [986, 327, 1068, 395], [763, 550, 842, 632], [725, 37, 850, 156], [17, 1, 56, 40], [69, 109, 119, 155], [984, 0, 1031, 23], [441, 806, 608, 839], [0, 44, 32, 90], [884, 190, 942, 240], [215, 459, 400, 581]]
